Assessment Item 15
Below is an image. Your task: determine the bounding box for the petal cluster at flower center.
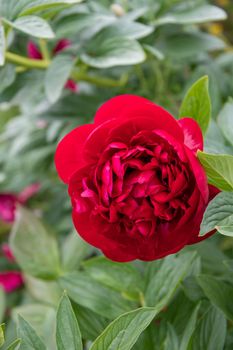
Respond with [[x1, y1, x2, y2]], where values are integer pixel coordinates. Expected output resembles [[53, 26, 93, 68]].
[[70, 129, 194, 239]]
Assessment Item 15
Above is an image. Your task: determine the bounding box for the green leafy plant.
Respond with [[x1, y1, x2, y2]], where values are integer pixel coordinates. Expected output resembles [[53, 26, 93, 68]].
[[0, 0, 233, 349]]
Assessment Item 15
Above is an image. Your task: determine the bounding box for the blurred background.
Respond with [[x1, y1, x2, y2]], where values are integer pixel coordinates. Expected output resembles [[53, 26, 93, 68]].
[[0, 0, 233, 348]]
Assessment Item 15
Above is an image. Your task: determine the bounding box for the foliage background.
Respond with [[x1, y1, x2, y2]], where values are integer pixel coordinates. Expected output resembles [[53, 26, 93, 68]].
[[0, 0, 233, 349]]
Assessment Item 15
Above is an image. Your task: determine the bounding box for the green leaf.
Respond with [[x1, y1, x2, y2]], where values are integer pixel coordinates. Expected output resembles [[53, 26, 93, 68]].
[[10, 206, 61, 279], [145, 252, 196, 306], [19, 0, 84, 16], [0, 24, 5, 66], [25, 275, 62, 306], [56, 13, 116, 39], [143, 44, 164, 60], [0, 288, 5, 323], [82, 256, 143, 294], [217, 100, 233, 147], [0, 65, 16, 94], [62, 231, 91, 272], [180, 303, 200, 350], [0, 323, 5, 347], [59, 272, 136, 319], [90, 307, 159, 350], [200, 192, 233, 236], [45, 55, 75, 103], [179, 76, 211, 134], [17, 315, 46, 350], [99, 20, 153, 40], [81, 35, 145, 68], [191, 305, 226, 350], [160, 32, 225, 60], [197, 275, 233, 320], [73, 305, 108, 342], [6, 339, 21, 350], [56, 293, 82, 350], [155, 5, 226, 25], [198, 151, 233, 191], [7, 16, 54, 39], [164, 324, 179, 350], [13, 304, 56, 349]]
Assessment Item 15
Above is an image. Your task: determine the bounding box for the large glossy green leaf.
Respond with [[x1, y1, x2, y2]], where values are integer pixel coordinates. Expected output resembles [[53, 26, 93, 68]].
[[217, 100, 233, 147], [56, 293, 82, 350], [200, 192, 233, 237], [59, 272, 136, 319], [7, 16, 55, 38], [81, 35, 145, 68], [156, 5, 226, 25], [17, 315, 46, 350], [198, 152, 233, 191], [45, 54, 75, 103], [179, 76, 211, 134], [191, 305, 226, 350], [82, 256, 143, 294], [145, 252, 196, 306], [90, 307, 159, 350], [198, 275, 233, 321], [10, 206, 61, 279], [0, 24, 5, 66]]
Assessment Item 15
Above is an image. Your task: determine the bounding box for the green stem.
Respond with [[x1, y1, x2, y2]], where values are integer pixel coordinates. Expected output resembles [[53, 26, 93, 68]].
[[71, 70, 128, 87], [5, 51, 49, 69], [39, 39, 50, 61], [5, 51, 128, 87]]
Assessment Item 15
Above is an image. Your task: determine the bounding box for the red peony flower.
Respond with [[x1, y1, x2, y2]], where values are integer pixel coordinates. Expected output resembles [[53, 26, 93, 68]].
[[27, 40, 78, 93], [55, 95, 218, 262]]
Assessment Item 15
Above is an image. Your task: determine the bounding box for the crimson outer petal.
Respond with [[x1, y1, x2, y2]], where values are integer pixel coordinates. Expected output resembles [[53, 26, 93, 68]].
[[55, 124, 94, 183], [178, 118, 203, 152]]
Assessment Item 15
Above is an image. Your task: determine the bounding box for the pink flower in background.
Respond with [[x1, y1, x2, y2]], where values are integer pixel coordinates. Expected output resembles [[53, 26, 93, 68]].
[[0, 184, 39, 293], [0, 244, 23, 293], [27, 40, 78, 93], [0, 244, 24, 293], [2, 244, 15, 263], [0, 183, 40, 224], [0, 194, 17, 223], [0, 271, 23, 293]]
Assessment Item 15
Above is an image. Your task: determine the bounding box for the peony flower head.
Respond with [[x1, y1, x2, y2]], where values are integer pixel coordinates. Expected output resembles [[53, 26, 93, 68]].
[[55, 95, 218, 262]]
